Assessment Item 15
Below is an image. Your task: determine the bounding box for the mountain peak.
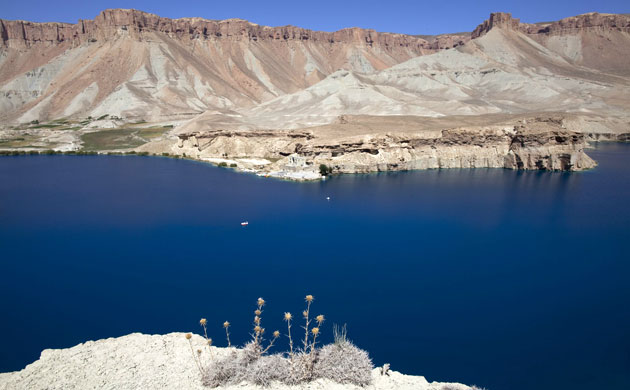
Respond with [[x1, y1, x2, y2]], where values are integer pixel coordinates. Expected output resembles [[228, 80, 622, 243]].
[[471, 12, 521, 38]]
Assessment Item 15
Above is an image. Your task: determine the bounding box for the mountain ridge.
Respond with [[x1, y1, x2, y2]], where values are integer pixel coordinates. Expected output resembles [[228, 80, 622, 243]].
[[0, 8, 468, 50]]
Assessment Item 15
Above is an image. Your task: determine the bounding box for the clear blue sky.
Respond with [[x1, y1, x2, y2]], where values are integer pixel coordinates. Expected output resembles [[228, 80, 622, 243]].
[[1, 0, 628, 35]]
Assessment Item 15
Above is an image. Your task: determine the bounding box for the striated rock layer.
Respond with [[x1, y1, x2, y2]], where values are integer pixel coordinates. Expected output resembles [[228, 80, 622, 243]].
[[472, 12, 630, 39], [0, 9, 467, 50], [0, 333, 477, 390]]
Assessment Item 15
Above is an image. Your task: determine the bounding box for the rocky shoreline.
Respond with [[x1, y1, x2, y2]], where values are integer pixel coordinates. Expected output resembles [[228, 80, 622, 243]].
[[135, 115, 599, 181], [0, 333, 478, 390], [0, 114, 613, 182]]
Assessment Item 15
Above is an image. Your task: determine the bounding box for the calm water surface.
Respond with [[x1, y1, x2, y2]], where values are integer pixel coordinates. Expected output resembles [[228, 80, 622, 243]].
[[1, 144, 629, 390]]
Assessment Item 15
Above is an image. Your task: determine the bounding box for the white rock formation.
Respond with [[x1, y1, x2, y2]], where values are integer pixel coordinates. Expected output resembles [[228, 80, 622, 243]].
[[0, 333, 477, 390]]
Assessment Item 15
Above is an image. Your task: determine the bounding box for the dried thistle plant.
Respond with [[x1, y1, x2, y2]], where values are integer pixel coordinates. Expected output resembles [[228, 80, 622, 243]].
[[302, 294, 314, 352], [223, 321, 231, 347], [252, 297, 266, 355], [185, 333, 204, 376], [262, 330, 280, 354], [284, 312, 294, 360], [311, 314, 324, 352], [190, 295, 372, 388]]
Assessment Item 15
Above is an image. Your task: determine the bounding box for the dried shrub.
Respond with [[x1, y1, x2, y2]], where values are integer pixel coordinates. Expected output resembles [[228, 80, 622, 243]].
[[245, 354, 292, 387], [314, 341, 373, 386], [202, 350, 239, 387]]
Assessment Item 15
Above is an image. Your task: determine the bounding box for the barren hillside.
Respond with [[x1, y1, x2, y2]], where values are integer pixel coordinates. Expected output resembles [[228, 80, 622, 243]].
[[0, 9, 468, 123]]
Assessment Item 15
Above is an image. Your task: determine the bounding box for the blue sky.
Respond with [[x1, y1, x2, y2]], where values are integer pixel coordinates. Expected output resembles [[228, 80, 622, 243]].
[[1, 0, 628, 35]]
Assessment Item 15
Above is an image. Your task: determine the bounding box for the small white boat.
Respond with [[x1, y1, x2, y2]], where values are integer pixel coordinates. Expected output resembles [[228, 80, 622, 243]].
[[241, 221, 249, 226], [326, 197, 330, 201]]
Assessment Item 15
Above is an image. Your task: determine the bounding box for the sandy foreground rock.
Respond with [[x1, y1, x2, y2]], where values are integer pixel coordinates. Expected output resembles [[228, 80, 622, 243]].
[[0, 333, 476, 390]]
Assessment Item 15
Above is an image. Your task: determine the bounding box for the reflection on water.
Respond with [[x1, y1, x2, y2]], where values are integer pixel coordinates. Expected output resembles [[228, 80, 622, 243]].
[[0, 143, 629, 390]]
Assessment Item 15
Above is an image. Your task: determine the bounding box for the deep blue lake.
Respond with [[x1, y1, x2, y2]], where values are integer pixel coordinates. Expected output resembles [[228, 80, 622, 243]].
[[1, 143, 629, 390]]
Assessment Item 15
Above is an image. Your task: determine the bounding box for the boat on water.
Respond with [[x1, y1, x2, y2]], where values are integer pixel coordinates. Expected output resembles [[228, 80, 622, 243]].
[[241, 221, 249, 226]]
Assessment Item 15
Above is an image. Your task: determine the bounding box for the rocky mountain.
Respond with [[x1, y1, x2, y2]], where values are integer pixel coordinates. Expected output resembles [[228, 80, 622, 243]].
[[0, 9, 467, 123], [178, 12, 630, 132]]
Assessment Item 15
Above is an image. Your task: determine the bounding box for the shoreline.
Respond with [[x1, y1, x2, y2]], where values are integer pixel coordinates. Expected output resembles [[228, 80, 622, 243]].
[[0, 140, 618, 182]]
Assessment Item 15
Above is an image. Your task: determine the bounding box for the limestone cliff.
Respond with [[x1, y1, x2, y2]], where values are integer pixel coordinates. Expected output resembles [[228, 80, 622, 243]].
[[167, 116, 596, 179]]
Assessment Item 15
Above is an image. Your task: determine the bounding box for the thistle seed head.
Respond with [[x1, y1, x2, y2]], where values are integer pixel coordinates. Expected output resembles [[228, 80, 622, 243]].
[[199, 318, 207, 326], [255, 309, 262, 316], [254, 316, 261, 324], [257, 297, 265, 307], [223, 321, 230, 328], [185, 333, 192, 340], [273, 330, 280, 338], [305, 295, 314, 303], [302, 310, 308, 318], [311, 327, 320, 336], [284, 312, 292, 321], [316, 314, 325, 325], [254, 326, 261, 333]]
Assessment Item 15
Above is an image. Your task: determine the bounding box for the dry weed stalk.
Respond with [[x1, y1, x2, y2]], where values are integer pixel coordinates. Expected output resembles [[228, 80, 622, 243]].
[[186, 333, 204, 376], [223, 321, 231, 347], [284, 312, 294, 360], [302, 294, 314, 352]]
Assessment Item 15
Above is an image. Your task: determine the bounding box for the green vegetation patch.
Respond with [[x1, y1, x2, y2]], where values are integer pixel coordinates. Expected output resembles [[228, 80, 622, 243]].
[[80, 127, 170, 151], [137, 127, 169, 140], [81, 129, 146, 151], [0, 135, 48, 148], [29, 123, 63, 129]]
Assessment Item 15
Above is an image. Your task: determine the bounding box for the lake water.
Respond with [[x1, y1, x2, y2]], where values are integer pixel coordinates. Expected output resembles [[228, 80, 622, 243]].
[[1, 144, 629, 390]]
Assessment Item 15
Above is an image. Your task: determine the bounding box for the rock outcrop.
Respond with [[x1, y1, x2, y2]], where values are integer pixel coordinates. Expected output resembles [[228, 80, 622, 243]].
[[471, 12, 523, 38], [0, 333, 476, 390], [169, 116, 596, 179], [472, 11, 630, 39]]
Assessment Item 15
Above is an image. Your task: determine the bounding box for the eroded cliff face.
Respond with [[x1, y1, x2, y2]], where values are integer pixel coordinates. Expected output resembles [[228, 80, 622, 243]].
[[169, 116, 596, 179], [0, 9, 462, 51], [471, 12, 630, 76], [472, 12, 630, 38]]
